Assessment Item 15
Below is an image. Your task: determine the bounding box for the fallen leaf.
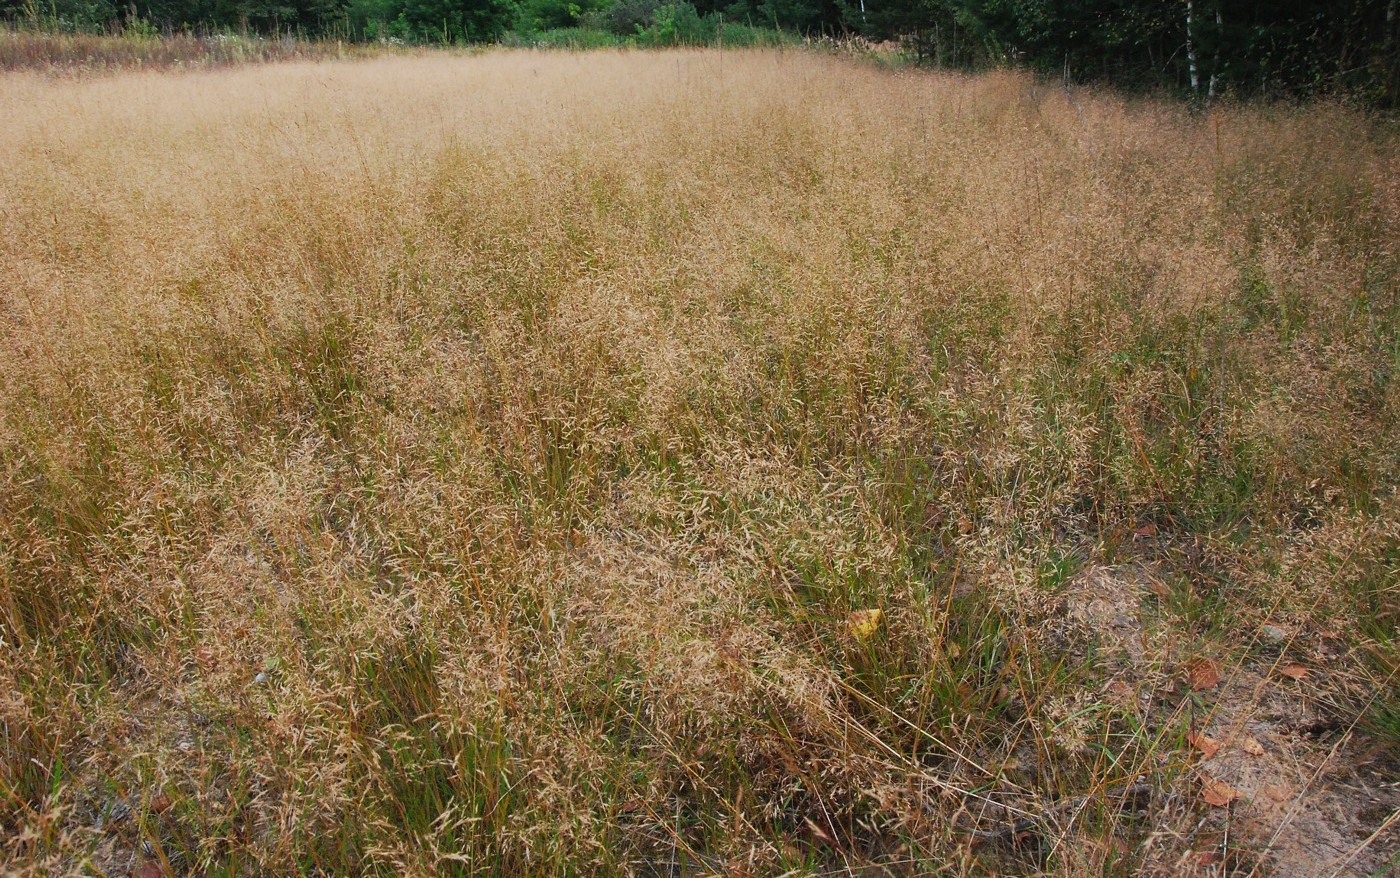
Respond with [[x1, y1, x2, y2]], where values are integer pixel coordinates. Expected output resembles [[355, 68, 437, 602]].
[[1200, 777, 1241, 808], [149, 790, 172, 814], [1279, 663, 1310, 680], [846, 608, 883, 640], [1187, 658, 1222, 691], [1240, 737, 1265, 756], [1188, 731, 1221, 759], [1264, 784, 1293, 802]]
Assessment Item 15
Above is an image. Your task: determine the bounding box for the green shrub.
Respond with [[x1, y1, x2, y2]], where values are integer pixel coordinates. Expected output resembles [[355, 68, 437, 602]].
[[715, 19, 791, 45], [514, 0, 611, 34], [523, 24, 624, 46], [584, 0, 663, 35], [632, 1, 709, 45]]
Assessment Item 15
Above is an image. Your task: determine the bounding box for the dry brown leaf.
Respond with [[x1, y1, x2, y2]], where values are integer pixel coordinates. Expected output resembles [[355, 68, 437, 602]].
[[846, 608, 883, 640], [1240, 736, 1265, 756], [1188, 731, 1221, 759], [1200, 777, 1241, 807], [1264, 784, 1294, 802], [1278, 663, 1310, 680], [149, 791, 172, 814], [1187, 658, 1222, 691]]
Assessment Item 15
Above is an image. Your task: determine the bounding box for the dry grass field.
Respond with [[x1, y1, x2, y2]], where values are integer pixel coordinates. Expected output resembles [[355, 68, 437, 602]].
[[2, 49, 1399, 876]]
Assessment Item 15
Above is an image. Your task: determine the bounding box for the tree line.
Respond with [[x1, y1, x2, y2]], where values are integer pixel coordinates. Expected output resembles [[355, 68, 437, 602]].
[[4, 0, 1397, 105]]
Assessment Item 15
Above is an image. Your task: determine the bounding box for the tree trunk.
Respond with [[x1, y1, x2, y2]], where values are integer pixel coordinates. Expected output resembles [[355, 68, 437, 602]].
[[1208, 6, 1221, 98], [1386, 0, 1397, 105], [1186, 0, 1200, 94]]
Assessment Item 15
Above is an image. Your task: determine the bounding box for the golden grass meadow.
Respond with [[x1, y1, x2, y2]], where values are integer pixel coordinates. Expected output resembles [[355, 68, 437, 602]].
[[2, 48, 1399, 876]]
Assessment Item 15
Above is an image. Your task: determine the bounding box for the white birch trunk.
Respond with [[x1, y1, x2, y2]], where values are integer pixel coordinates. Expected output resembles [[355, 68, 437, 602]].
[[1208, 7, 1220, 98], [1186, 0, 1200, 95]]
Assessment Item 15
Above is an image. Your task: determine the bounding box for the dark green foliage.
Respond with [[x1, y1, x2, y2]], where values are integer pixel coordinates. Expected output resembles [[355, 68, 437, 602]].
[[872, 0, 1400, 104], [586, 0, 661, 34], [390, 0, 513, 41], [3, 0, 514, 40], [631, 0, 706, 42], [514, 0, 604, 34]]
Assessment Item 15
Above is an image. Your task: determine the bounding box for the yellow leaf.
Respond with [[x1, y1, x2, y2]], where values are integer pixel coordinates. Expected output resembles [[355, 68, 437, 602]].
[[847, 608, 883, 640]]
